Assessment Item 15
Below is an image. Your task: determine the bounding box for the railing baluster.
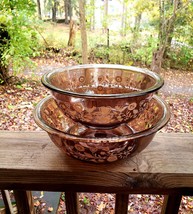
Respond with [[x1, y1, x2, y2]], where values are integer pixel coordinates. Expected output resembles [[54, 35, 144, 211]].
[[115, 193, 129, 214], [13, 190, 35, 214], [1, 190, 14, 214], [161, 194, 182, 214], [65, 192, 79, 214]]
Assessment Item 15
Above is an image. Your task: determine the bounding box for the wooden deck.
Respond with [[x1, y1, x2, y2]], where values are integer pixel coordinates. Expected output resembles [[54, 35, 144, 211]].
[[0, 131, 193, 213]]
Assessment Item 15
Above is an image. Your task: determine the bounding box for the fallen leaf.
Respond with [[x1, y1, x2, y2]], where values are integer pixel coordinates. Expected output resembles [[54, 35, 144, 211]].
[[48, 206, 54, 212]]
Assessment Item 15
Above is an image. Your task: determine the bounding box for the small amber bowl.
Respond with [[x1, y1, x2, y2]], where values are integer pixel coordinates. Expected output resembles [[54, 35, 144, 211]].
[[41, 64, 164, 128], [33, 95, 170, 163]]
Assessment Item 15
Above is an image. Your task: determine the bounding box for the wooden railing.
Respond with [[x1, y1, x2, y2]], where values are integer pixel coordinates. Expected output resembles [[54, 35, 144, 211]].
[[0, 131, 193, 214]]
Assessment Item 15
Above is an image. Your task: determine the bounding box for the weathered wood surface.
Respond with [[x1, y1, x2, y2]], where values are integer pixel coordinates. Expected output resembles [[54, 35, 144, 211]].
[[0, 131, 193, 194]]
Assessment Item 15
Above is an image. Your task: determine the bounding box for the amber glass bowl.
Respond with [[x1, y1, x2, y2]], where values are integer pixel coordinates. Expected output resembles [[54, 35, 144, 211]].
[[33, 95, 170, 163], [41, 64, 164, 128]]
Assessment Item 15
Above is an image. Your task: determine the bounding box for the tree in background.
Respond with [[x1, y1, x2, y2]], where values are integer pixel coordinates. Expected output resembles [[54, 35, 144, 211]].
[[37, 0, 42, 19], [129, 0, 155, 45], [78, 0, 88, 63], [121, 0, 128, 36], [86, 0, 95, 31], [52, 0, 57, 22], [68, 19, 76, 47], [151, 0, 191, 73], [43, 0, 65, 22], [0, 0, 40, 84], [0, 24, 10, 83], [64, 0, 73, 24], [103, 0, 109, 33]]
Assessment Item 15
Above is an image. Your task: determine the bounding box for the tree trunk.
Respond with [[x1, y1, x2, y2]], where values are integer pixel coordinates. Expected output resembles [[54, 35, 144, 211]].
[[64, 0, 68, 24], [134, 14, 142, 33], [68, 0, 72, 20], [151, 0, 182, 73], [0, 65, 9, 84], [37, 0, 42, 19], [151, 47, 165, 73], [0, 24, 10, 84], [132, 13, 142, 45], [121, 1, 126, 36], [90, 0, 95, 31], [103, 0, 108, 33], [52, 0, 57, 22], [68, 20, 76, 47], [64, 0, 72, 24], [78, 0, 88, 64], [163, 0, 182, 58]]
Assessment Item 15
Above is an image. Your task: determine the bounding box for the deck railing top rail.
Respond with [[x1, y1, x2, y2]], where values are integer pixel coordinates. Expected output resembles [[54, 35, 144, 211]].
[[1, 131, 193, 214], [0, 131, 193, 194]]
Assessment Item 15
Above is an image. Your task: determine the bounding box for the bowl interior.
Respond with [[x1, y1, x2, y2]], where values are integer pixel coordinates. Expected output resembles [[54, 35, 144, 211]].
[[42, 65, 163, 97], [36, 95, 169, 139]]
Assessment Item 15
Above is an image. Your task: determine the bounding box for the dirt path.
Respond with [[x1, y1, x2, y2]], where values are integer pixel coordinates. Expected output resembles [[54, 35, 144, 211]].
[[160, 69, 193, 95], [25, 63, 193, 96]]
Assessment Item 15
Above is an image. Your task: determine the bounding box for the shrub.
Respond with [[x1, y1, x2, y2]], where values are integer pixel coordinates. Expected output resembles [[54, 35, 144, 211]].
[[0, 0, 41, 84]]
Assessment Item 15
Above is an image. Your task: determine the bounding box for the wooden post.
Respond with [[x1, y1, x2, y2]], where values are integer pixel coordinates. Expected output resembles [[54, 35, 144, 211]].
[[65, 192, 79, 214], [1, 190, 14, 214], [161, 194, 182, 214], [13, 190, 35, 214], [115, 193, 129, 214]]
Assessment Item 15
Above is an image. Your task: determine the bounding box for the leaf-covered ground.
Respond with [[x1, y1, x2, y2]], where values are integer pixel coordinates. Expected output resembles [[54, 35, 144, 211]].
[[0, 61, 193, 213]]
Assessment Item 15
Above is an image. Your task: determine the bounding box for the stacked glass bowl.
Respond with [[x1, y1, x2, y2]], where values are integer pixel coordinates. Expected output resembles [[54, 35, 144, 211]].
[[34, 64, 170, 163]]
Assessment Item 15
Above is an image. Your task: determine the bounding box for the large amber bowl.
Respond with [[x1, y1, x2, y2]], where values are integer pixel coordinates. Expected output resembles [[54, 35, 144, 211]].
[[33, 95, 170, 163], [41, 64, 164, 128]]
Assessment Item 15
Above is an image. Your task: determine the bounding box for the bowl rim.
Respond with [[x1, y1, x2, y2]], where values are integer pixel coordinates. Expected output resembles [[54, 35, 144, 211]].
[[41, 64, 164, 98], [33, 95, 170, 143]]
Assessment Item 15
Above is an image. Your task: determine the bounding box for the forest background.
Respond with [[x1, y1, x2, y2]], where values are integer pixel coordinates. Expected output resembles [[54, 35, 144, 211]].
[[1, 0, 193, 81]]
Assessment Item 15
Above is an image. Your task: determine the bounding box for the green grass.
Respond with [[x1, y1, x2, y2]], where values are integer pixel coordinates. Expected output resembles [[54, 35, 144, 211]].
[[38, 22, 131, 51], [38, 22, 70, 48], [35, 22, 158, 67]]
